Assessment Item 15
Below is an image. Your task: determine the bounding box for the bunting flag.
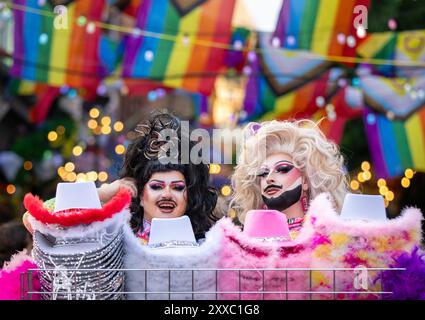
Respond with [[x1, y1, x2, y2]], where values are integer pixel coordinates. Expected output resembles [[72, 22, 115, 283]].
[[242, 34, 342, 122], [241, 32, 335, 121], [357, 30, 425, 77], [122, 0, 236, 95], [258, 33, 332, 96], [395, 30, 425, 78], [356, 31, 397, 75], [360, 75, 425, 120], [257, 71, 335, 122], [364, 107, 425, 178], [10, 0, 105, 90], [273, 0, 370, 56], [356, 32, 397, 60]]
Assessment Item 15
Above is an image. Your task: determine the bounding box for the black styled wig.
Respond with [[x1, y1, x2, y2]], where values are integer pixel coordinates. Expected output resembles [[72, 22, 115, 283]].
[[120, 112, 218, 240]]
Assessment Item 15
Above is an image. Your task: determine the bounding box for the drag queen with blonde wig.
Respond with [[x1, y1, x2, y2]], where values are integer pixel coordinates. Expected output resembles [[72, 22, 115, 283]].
[[231, 119, 349, 238]]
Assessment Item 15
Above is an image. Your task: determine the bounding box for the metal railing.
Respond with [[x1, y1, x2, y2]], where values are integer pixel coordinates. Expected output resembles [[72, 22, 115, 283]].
[[19, 267, 404, 300]]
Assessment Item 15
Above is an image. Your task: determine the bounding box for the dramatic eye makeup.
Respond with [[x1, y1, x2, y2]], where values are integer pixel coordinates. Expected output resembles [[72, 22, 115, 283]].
[[171, 182, 186, 191], [148, 182, 165, 190], [147, 180, 186, 191], [257, 161, 294, 178], [275, 162, 294, 174]]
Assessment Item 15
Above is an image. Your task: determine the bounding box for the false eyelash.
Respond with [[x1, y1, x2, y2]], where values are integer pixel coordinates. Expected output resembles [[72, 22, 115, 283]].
[[149, 184, 164, 190], [172, 185, 186, 191], [276, 165, 294, 173], [257, 171, 269, 178]]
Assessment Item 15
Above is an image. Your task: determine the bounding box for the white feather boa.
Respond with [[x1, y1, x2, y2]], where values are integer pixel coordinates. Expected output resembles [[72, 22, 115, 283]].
[[123, 223, 223, 300]]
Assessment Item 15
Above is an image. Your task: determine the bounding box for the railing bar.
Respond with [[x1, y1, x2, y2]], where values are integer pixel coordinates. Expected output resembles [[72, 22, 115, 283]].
[[262, 270, 265, 300], [285, 270, 288, 301], [27, 267, 407, 271], [192, 270, 194, 300], [27, 270, 32, 300], [26, 290, 395, 294], [215, 270, 218, 300], [333, 270, 336, 300], [20, 272, 25, 300], [309, 270, 312, 300], [238, 270, 241, 300], [144, 270, 147, 301]]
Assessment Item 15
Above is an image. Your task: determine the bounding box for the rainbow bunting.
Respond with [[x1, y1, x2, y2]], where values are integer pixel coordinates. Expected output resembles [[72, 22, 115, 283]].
[[10, 0, 105, 90], [357, 30, 425, 77], [273, 0, 370, 56], [360, 75, 425, 120], [395, 30, 425, 78], [364, 107, 425, 178], [356, 31, 397, 75], [242, 33, 336, 122], [122, 0, 236, 95]]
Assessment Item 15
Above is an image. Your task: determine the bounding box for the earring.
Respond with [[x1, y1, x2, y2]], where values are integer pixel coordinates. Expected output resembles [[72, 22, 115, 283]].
[[301, 195, 309, 213]]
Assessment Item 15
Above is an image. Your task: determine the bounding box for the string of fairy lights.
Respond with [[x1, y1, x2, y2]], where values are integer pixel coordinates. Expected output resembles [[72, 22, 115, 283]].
[[52, 106, 125, 184], [350, 161, 415, 207], [1, 1, 425, 68], [1, 2, 422, 199]]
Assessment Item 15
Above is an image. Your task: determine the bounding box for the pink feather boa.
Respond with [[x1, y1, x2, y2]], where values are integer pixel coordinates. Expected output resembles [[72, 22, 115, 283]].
[[216, 193, 423, 300], [0, 250, 40, 300], [216, 218, 313, 300], [304, 193, 423, 300]]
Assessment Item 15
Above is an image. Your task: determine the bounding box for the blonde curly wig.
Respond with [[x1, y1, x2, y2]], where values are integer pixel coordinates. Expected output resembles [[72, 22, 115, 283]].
[[231, 119, 349, 223]]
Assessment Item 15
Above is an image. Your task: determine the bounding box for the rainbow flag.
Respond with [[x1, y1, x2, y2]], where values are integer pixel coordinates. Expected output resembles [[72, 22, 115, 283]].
[[10, 0, 105, 89], [273, 0, 370, 56], [364, 107, 425, 178], [224, 27, 251, 69], [122, 0, 236, 95]]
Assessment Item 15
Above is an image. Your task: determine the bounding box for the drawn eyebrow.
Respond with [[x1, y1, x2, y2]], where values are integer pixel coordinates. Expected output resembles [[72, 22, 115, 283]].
[[274, 160, 293, 166], [149, 180, 185, 184], [149, 180, 165, 184]]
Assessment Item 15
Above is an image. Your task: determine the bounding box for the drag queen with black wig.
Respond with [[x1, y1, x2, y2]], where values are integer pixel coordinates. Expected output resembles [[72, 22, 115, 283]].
[[0, 111, 222, 300], [97, 112, 218, 244]]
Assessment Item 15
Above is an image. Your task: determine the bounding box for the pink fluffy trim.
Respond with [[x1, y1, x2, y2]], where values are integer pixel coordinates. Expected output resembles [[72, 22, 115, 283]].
[[216, 218, 312, 300], [304, 193, 423, 241], [0, 250, 40, 300]]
